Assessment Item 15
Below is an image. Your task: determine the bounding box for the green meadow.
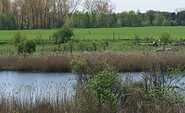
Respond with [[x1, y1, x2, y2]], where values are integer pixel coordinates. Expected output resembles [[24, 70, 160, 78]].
[[0, 26, 185, 40]]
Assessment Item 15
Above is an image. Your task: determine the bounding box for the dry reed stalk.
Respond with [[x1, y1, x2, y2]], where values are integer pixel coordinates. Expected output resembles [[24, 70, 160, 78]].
[[0, 51, 185, 72]]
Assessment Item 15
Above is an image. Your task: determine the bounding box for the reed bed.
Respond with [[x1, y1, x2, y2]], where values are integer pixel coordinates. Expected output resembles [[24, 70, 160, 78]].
[[1, 51, 185, 112], [0, 80, 74, 113], [0, 52, 71, 72], [0, 78, 184, 113], [0, 51, 185, 72]]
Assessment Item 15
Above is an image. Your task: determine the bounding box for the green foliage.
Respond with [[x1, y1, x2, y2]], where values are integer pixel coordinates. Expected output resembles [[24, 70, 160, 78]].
[[18, 40, 36, 54], [142, 60, 185, 105], [13, 32, 36, 54], [96, 12, 107, 27], [91, 41, 97, 51], [160, 32, 171, 43], [71, 58, 111, 84], [144, 36, 150, 44], [77, 42, 85, 52], [88, 70, 122, 105], [2, 9, 185, 30], [35, 34, 45, 45], [67, 40, 74, 53], [13, 32, 25, 46], [133, 34, 140, 44], [84, 12, 91, 28], [13, 110, 19, 113], [0, 13, 4, 30], [90, 13, 97, 28], [52, 26, 73, 44], [160, 32, 171, 49], [0, 13, 16, 30]]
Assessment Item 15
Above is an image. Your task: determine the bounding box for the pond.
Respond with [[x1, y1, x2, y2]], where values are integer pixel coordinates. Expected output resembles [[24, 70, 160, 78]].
[[0, 71, 184, 104], [0, 71, 76, 104]]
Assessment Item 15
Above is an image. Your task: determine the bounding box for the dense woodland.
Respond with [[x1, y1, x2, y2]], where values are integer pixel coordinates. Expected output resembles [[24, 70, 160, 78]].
[[0, 0, 185, 30]]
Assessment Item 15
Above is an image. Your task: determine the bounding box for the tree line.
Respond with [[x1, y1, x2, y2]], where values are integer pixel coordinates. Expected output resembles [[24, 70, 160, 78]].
[[0, 0, 185, 30], [67, 10, 185, 28]]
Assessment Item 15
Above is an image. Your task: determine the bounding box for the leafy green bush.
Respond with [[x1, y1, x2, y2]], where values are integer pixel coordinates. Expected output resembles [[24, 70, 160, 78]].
[[71, 58, 111, 84], [18, 40, 36, 54], [13, 32, 36, 54], [160, 32, 171, 50], [52, 26, 73, 44], [88, 70, 122, 106], [13, 32, 26, 46]]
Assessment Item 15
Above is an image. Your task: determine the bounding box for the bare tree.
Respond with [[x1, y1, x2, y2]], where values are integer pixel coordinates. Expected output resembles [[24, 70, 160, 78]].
[[11, 0, 27, 28], [83, 0, 115, 13], [55, 0, 81, 27], [4, 0, 81, 29], [0, 0, 11, 13]]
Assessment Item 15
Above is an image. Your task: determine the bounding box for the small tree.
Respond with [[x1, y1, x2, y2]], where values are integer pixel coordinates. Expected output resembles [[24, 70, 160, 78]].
[[13, 32, 25, 46], [13, 32, 36, 54], [160, 32, 171, 50], [24, 40, 36, 53], [53, 26, 73, 45]]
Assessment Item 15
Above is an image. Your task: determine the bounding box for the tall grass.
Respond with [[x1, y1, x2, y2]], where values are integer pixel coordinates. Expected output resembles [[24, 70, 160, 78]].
[[73, 51, 185, 72], [0, 51, 185, 72], [0, 52, 71, 72], [0, 73, 184, 113], [0, 80, 75, 113]]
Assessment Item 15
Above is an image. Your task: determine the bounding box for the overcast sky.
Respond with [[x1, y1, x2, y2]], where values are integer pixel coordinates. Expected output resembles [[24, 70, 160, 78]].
[[114, 0, 185, 13]]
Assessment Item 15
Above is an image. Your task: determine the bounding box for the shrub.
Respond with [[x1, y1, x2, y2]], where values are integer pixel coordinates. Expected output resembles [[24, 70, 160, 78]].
[[133, 34, 140, 44], [52, 26, 73, 44], [18, 40, 36, 54], [87, 70, 123, 112], [68, 41, 74, 53], [78, 42, 85, 52], [13, 32, 25, 46], [142, 61, 185, 105], [71, 58, 111, 84], [160, 32, 171, 50]]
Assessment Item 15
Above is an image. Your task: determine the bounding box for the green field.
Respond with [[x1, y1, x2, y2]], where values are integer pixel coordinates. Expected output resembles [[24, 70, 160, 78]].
[[0, 26, 185, 40]]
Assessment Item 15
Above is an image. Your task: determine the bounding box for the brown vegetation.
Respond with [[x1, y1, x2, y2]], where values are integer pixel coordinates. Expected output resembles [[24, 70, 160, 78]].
[[0, 52, 71, 72], [0, 51, 185, 72], [0, 78, 184, 113], [1, 51, 185, 113]]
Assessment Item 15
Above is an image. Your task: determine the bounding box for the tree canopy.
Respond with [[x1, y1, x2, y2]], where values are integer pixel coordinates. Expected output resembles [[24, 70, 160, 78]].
[[0, 0, 185, 29]]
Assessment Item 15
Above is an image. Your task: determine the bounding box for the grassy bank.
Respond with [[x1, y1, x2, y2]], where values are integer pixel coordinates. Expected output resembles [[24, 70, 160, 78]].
[[0, 51, 185, 72], [0, 26, 185, 55]]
